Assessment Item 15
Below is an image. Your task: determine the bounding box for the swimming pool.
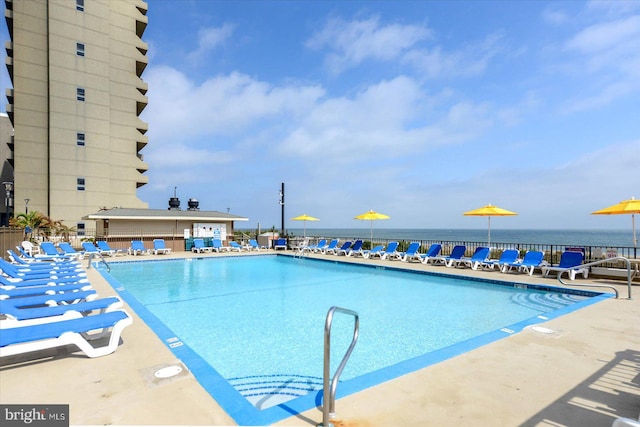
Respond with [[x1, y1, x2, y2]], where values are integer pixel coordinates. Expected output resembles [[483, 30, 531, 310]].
[[101, 255, 609, 425]]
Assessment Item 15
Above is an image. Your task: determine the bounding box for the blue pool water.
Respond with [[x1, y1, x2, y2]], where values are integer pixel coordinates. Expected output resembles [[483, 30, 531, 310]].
[[101, 255, 609, 425]]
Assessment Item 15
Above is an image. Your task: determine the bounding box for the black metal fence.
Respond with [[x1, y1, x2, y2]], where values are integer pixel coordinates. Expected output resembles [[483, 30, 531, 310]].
[[294, 235, 638, 267]]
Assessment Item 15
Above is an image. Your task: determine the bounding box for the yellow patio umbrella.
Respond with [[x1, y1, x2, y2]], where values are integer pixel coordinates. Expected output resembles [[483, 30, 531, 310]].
[[354, 209, 390, 246], [291, 214, 319, 237], [591, 197, 640, 248], [463, 204, 518, 246]]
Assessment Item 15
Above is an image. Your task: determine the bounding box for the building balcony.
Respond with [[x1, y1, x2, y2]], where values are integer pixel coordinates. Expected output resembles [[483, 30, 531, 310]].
[[135, 0, 148, 16], [136, 135, 148, 152], [136, 39, 148, 55], [137, 79, 148, 95], [136, 14, 148, 39], [135, 88, 148, 115], [5, 54, 12, 81], [4, 6, 13, 39], [6, 102, 13, 123], [136, 118, 148, 135]]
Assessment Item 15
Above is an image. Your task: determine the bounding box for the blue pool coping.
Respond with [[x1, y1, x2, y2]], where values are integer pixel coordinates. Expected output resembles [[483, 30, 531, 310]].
[[98, 254, 613, 426]]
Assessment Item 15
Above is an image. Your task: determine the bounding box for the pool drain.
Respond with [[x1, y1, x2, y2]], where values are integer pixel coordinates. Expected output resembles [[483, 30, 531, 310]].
[[531, 326, 554, 334], [154, 365, 183, 379]]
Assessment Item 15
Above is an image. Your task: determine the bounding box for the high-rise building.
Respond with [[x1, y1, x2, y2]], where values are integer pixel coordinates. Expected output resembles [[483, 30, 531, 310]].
[[4, 0, 149, 231]]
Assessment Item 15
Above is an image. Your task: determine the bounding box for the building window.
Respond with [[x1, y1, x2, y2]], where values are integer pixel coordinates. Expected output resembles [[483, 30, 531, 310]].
[[77, 178, 85, 191], [76, 0, 84, 12], [77, 88, 85, 101], [76, 42, 85, 57], [77, 222, 85, 236], [77, 133, 85, 146]]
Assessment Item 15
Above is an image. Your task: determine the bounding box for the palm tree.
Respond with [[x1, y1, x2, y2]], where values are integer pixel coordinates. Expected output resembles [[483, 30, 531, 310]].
[[10, 211, 48, 239]]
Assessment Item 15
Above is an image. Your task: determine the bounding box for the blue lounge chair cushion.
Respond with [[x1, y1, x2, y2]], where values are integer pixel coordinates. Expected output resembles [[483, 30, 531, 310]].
[[401, 242, 422, 262], [433, 245, 467, 267], [1, 310, 129, 347], [1, 297, 121, 321], [5, 290, 97, 308], [502, 251, 545, 275], [0, 282, 92, 299], [153, 239, 172, 255], [481, 249, 519, 270], [377, 242, 400, 260], [420, 244, 442, 264]]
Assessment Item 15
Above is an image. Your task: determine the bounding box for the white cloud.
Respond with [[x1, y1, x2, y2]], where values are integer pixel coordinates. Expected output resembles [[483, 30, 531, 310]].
[[542, 7, 570, 25], [402, 32, 504, 79], [306, 15, 431, 74], [565, 15, 640, 53], [187, 23, 235, 62], [560, 14, 640, 113], [586, 0, 640, 17], [143, 65, 325, 144], [277, 76, 493, 165]]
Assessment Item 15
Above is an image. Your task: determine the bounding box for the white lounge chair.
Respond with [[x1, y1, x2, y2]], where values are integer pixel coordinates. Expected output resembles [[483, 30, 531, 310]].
[[192, 238, 212, 253], [541, 251, 589, 280], [379, 242, 401, 260], [128, 240, 149, 256], [400, 242, 422, 262], [1, 296, 122, 326], [0, 310, 133, 358], [153, 239, 172, 255], [96, 241, 123, 257]]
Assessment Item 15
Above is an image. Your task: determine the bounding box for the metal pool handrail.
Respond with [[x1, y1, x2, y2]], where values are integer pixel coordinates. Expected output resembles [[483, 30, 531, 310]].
[[86, 252, 110, 272], [556, 256, 634, 299], [321, 306, 359, 427]]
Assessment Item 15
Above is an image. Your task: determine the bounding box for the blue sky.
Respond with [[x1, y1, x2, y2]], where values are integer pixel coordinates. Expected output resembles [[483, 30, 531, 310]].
[[2, 1, 639, 230]]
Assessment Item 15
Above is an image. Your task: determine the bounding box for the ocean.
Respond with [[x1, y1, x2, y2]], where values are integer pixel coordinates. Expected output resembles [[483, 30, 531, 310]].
[[261, 228, 636, 248]]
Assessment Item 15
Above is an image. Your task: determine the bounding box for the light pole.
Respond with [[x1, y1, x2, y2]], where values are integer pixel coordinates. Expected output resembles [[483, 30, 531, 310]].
[[24, 198, 30, 214], [3, 181, 13, 227], [279, 182, 285, 237]]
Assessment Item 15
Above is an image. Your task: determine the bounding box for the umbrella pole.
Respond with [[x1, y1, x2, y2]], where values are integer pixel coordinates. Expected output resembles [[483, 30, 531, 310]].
[[487, 217, 491, 247], [370, 220, 373, 248], [633, 214, 637, 248]]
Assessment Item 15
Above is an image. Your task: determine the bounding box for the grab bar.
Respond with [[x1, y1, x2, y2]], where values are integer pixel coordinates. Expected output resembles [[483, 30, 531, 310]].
[[556, 256, 634, 299], [320, 306, 359, 427], [86, 252, 111, 272]]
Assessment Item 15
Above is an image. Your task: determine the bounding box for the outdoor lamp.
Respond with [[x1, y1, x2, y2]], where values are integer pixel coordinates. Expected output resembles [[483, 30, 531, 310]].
[[3, 181, 13, 227], [24, 198, 30, 214]]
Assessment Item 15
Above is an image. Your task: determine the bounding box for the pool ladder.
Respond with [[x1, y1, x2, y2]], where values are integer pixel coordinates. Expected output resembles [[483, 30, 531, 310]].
[[85, 252, 111, 272], [320, 306, 359, 427]]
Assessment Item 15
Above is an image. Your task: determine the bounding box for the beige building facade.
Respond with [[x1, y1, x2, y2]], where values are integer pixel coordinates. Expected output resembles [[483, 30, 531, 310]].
[[4, 0, 149, 231]]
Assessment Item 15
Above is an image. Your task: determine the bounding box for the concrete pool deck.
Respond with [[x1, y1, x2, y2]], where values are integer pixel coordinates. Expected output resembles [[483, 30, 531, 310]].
[[1, 250, 638, 426]]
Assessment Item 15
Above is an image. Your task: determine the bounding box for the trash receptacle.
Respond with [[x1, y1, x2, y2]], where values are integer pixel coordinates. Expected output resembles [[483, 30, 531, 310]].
[[185, 238, 194, 251]]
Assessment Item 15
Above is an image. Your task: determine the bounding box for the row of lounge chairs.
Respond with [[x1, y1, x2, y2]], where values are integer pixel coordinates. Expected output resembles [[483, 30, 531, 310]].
[[298, 239, 590, 280], [17, 240, 172, 259], [191, 238, 266, 253], [1, 248, 132, 359]]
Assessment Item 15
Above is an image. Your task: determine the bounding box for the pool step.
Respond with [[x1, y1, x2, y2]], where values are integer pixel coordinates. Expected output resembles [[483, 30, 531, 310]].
[[229, 374, 323, 410], [510, 292, 587, 312]]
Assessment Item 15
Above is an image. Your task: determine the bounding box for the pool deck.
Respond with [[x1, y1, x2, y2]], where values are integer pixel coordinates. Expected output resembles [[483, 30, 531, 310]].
[[1, 249, 639, 426]]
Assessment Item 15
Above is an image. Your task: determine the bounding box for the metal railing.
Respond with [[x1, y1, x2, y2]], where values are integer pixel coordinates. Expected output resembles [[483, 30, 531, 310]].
[[321, 306, 359, 427], [556, 256, 634, 299], [85, 252, 110, 272], [296, 235, 638, 264]]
